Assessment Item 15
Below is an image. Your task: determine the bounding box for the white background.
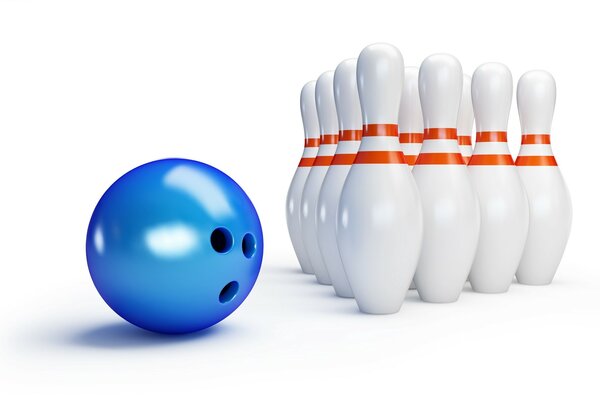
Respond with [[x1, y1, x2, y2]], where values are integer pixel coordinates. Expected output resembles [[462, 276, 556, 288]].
[[1, 0, 598, 398]]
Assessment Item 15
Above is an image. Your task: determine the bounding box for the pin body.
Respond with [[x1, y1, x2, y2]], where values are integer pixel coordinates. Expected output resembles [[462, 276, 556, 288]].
[[286, 82, 320, 274], [467, 63, 529, 293], [316, 59, 362, 298], [412, 54, 480, 303], [300, 71, 338, 285], [515, 70, 572, 285], [337, 44, 423, 314]]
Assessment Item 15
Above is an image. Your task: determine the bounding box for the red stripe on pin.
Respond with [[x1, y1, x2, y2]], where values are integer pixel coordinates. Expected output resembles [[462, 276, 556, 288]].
[[339, 130, 362, 141], [313, 155, 335, 166], [298, 158, 315, 167], [476, 131, 508, 142], [353, 151, 406, 164], [331, 153, 356, 165], [399, 133, 424, 144], [404, 154, 418, 166], [515, 155, 557, 166], [304, 138, 320, 148], [458, 136, 472, 146], [415, 152, 464, 165], [521, 134, 551, 145], [424, 128, 458, 140], [362, 124, 399, 137], [468, 154, 514, 166], [320, 134, 339, 145]]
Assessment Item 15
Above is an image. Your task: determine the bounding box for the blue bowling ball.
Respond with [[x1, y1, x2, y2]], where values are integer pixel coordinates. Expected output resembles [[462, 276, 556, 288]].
[[86, 158, 263, 334]]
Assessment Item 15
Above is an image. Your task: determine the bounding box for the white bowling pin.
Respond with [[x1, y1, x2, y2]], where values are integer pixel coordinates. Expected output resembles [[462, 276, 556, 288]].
[[412, 54, 480, 303], [300, 71, 338, 285], [337, 43, 423, 314], [316, 59, 362, 298], [398, 66, 424, 167], [286, 81, 320, 274], [467, 63, 529, 293], [457, 74, 474, 163], [515, 70, 572, 285], [398, 66, 423, 291]]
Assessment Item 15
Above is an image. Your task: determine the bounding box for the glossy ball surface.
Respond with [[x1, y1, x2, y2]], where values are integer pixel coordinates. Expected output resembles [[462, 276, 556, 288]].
[[86, 159, 263, 334]]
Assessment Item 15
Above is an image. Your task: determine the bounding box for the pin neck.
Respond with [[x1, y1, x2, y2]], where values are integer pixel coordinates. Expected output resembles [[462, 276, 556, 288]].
[[353, 124, 406, 165], [476, 131, 508, 143], [415, 128, 464, 165], [399, 132, 424, 166], [423, 128, 458, 140], [515, 133, 557, 166], [312, 132, 339, 166], [299, 139, 319, 167]]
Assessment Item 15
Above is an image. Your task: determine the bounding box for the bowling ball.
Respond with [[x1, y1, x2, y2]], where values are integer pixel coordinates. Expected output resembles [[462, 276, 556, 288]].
[[86, 158, 263, 334]]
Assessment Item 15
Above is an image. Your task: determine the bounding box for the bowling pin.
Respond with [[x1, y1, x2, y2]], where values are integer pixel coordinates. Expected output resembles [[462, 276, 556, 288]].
[[398, 66, 423, 291], [457, 74, 474, 163], [515, 70, 572, 285], [286, 81, 320, 274], [337, 43, 423, 314], [316, 59, 362, 298], [300, 71, 338, 285], [398, 66, 424, 167], [412, 54, 480, 303], [467, 63, 529, 293]]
